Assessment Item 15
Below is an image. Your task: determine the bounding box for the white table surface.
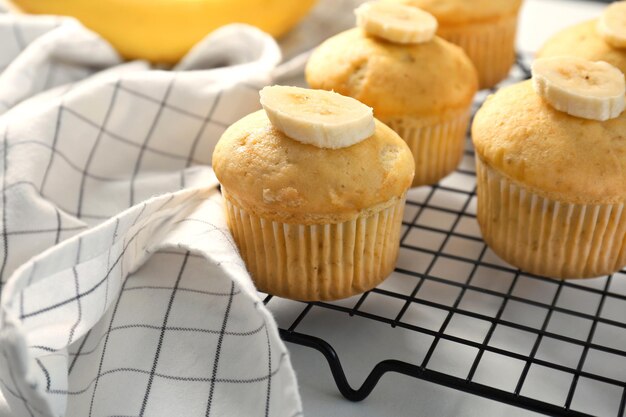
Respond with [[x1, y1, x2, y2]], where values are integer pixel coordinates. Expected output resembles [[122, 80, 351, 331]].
[[276, 1, 608, 416]]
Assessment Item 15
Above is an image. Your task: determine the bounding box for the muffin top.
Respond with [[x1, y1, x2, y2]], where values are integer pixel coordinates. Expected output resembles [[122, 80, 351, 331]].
[[396, 0, 523, 25], [212, 110, 415, 224], [472, 80, 626, 205], [538, 20, 626, 75], [306, 28, 477, 119]]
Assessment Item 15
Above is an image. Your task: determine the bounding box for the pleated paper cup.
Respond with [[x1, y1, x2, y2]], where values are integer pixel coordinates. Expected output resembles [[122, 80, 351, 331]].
[[383, 109, 470, 187], [223, 192, 407, 301], [439, 14, 518, 89], [476, 157, 626, 278]]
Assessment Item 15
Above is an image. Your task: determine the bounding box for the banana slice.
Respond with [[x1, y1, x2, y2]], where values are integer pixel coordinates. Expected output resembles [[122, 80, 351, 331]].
[[355, 1, 437, 45], [531, 57, 625, 121], [598, 1, 626, 49], [259, 86, 375, 149]]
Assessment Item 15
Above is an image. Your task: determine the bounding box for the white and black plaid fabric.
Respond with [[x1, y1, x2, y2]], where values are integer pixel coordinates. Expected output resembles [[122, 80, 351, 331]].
[[0, 7, 311, 417]]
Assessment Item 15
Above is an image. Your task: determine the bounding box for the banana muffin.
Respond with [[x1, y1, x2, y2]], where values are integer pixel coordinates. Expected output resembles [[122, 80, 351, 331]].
[[213, 86, 415, 300], [306, 1, 477, 187], [472, 57, 626, 278], [538, 1, 626, 75], [397, 0, 523, 89]]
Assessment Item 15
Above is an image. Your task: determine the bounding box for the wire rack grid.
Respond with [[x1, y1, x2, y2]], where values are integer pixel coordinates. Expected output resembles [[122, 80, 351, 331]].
[[263, 57, 626, 417]]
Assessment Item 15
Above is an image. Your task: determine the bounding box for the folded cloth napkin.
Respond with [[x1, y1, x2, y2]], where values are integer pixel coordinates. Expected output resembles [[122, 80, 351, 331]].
[[0, 2, 374, 414]]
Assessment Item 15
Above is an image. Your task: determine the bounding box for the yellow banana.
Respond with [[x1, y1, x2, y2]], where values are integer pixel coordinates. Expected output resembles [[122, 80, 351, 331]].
[[10, 0, 317, 64]]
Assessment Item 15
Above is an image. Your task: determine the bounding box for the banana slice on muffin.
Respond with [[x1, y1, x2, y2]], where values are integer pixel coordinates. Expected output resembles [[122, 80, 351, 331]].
[[260, 86, 375, 149], [531, 57, 625, 122]]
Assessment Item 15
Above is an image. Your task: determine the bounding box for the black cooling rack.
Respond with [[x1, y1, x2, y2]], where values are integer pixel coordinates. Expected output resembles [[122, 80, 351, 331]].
[[263, 57, 626, 417]]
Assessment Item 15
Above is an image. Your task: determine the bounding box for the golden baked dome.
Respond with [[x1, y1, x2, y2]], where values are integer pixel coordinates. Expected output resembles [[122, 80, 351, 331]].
[[396, 0, 523, 25], [472, 80, 626, 205], [305, 28, 477, 119], [538, 20, 626, 76], [212, 110, 415, 224]]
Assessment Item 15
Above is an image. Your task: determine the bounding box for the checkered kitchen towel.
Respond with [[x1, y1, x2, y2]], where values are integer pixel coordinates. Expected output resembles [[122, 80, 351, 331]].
[[0, 0, 370, 414]]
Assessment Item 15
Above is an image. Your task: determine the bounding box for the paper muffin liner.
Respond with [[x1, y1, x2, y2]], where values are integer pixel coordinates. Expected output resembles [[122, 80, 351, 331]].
[[223, 193, 407, 301], [439, 14, 519, 89], [476, 158, 626, 278], [383, 109, 470, 187]]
